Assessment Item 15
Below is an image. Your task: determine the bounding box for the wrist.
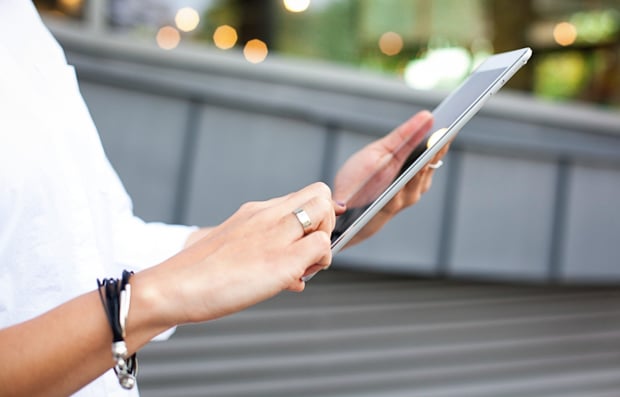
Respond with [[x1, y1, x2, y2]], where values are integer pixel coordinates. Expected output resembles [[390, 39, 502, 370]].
[[124, 270, 177, 350]]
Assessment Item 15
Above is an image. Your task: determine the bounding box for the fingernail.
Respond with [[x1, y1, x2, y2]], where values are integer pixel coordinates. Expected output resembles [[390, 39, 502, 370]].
[[336, 201, 346, 208]]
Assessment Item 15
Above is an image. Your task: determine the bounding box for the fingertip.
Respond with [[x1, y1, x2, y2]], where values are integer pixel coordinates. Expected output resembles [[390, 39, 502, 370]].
[[295, 280, 306, 292], [288, 279, 306, 292], [417, 109, 432, 118], [334, 200, 347, 216], [406, 110, 435, 141], [414, 109, 433, 123]]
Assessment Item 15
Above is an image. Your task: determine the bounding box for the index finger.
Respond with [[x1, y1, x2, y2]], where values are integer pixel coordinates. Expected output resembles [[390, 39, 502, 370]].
[[380, 110, 434, 160]]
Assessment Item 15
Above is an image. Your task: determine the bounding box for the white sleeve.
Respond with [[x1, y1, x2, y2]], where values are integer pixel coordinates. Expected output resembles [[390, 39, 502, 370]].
[[111, 214, 197, 271], [101, 156, 198, 272], [101, 157, 198, 342]]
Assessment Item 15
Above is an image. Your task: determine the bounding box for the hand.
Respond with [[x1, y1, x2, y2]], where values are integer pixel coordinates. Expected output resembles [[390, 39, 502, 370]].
[[333, 110, 451, 246], [138, 182, 343, 326]]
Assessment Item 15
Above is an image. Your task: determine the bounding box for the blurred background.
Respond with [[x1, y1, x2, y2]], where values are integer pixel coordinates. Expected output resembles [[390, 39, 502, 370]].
[[35, 0, 620, 106], [36, 1, 620, 396]]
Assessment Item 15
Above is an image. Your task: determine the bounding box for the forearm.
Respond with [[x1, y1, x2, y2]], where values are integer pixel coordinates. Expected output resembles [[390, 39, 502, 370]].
[[0, 274, 171, 397], [0, 291, 112, 397]]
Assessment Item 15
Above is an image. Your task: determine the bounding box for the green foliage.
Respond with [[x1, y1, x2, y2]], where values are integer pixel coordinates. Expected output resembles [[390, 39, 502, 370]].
[[534, 51, 587, 100], [275, 0, 361, 65]]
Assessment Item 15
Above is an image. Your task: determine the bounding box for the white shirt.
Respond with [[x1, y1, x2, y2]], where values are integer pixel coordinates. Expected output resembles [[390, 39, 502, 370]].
[[0, 1, 196, 395]]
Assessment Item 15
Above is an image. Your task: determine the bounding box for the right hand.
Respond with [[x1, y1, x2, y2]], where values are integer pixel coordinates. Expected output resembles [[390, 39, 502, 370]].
[[138, 182, 341, 327]]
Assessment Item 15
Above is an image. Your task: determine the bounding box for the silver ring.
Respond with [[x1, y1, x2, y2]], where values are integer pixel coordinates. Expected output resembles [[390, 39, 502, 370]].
[[293, 208, 312, 234], [428, 160, 444, 169]]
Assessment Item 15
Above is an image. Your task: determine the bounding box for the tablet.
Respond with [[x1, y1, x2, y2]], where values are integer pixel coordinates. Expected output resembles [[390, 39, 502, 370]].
[[327, 47, 532, 260]]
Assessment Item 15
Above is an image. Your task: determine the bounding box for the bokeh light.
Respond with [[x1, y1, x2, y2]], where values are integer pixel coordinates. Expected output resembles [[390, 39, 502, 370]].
[[213, 25, 238, 50], [378, 32, 403, 56], [175, 7, 200, 32], [156, 26, 181, 50], [244, 39, 269, 63], [404, 47, 472, 90], [58, 0, 82, 14], [32, 0, 620, 107], [283, 0, 311, 13], [553, 22, 577, 46]]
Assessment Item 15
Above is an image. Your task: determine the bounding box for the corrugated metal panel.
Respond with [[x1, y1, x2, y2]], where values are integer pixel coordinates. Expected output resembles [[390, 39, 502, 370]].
[[137, 270, 620, 397]]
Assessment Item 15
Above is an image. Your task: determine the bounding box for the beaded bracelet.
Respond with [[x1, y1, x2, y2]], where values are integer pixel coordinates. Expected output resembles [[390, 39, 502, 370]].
[[97, 270, 138, 389]]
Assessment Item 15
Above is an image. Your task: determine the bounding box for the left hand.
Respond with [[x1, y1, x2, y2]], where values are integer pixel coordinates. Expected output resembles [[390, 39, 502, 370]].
[[333, 110, 451, 246]]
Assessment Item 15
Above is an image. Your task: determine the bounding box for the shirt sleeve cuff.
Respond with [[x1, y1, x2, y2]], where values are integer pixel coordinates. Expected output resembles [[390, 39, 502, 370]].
[[112, 220, 199, 271]]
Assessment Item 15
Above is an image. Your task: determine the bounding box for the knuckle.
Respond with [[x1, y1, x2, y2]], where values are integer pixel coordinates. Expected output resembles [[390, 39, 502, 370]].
[[308, 195, 332, 217], [384, 195, 403, 215], [238, 200, 270, 220], [422, 178, 433, 193], [409, 191, 422, 205], [314, 230, 332, 250], [311, 197, 336, 230], [312, 181, 332, 198], [239, 201, 258, 213], [317, 195, 333, 212]]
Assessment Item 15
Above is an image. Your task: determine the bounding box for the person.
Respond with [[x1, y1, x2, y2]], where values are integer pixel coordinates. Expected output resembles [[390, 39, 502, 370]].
[[0, 1, 450, 396]]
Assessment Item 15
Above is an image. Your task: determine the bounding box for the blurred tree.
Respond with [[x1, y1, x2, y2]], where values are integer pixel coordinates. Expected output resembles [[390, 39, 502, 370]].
[[486, 0, 535, 91], [203, 0, 276, 47], [235, 0, 276, 47], [276, 0, 361, 64]]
